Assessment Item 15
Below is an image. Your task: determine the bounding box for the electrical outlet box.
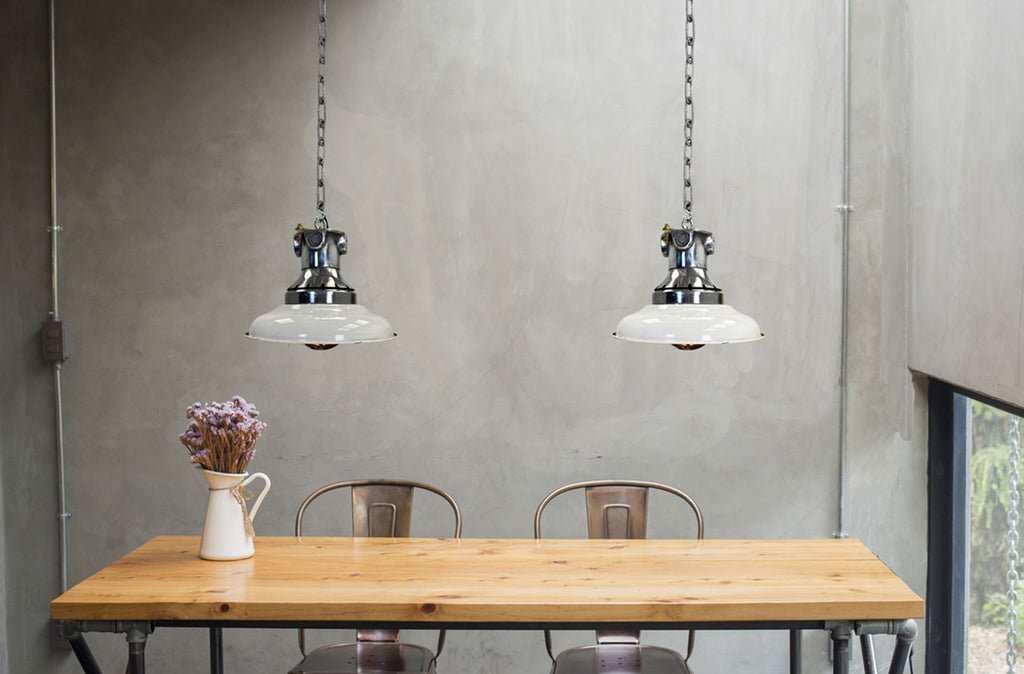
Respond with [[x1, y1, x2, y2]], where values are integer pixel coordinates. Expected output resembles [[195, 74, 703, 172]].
[[41, 320, 68, 363]]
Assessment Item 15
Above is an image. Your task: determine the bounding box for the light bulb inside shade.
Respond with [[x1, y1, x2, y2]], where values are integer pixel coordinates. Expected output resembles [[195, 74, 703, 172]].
[[246, 303, 395, 348], [614, 303, 763, 348]]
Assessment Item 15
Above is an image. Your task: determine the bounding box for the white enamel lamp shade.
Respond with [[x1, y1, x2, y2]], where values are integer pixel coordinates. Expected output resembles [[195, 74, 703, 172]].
[[246, 303, 395, 346], [614, 303, 763, 347]]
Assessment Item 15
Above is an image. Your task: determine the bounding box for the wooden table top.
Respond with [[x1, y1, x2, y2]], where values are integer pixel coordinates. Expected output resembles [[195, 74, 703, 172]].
[[51, 536, 924, 624]]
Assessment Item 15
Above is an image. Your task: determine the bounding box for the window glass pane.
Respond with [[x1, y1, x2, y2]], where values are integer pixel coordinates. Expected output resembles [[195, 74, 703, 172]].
[[969, 400, 1022, 670]]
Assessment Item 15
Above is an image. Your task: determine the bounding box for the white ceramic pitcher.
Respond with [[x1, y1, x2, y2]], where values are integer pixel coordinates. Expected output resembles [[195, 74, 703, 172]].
[[199, 469, 271, 561]]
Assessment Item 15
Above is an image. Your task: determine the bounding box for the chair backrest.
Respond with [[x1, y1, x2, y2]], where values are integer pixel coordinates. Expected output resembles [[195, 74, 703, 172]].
[[296, 478, 463, 538], [294, 479, 462, 656], [534, 480, 703, 659]]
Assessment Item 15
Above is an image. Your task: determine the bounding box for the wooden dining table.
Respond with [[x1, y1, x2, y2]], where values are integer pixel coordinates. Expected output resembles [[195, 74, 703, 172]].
[[51, 535, 924, 674]]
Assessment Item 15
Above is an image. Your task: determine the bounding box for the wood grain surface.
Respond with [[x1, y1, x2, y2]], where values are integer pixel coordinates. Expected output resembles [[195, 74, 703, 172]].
[[51, 536, 924, 623]]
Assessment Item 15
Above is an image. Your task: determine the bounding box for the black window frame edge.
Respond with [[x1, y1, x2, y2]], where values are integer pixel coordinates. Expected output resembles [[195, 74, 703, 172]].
[[927, 376, 1024, 674]]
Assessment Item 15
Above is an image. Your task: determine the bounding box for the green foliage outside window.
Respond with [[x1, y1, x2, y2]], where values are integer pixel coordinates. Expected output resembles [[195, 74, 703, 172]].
[[981, 579, 1024, 635]]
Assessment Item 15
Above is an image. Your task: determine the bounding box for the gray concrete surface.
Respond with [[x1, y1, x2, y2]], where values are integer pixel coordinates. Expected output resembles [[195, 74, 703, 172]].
[[0, 0, 989, 671], [907, 1, 1024, 404]]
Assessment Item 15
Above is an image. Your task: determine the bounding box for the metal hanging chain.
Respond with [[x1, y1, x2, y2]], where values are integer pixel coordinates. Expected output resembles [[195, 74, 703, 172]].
[[682, 0, 695, 228], [314, 0, 328, 228], [1008, 416, 1021, 673]]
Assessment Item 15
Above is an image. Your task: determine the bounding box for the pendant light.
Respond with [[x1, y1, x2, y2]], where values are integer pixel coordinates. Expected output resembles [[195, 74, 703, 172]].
[[614, 0, 762, 350], [247, 0, 395, 350]]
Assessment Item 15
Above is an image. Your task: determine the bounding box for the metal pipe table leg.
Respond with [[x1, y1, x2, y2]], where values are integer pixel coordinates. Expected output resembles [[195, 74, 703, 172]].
[[126, 641, 146, 674], [860, 634, 877, 674], [210, 627, 224, 674], [886, 620, 918, 674], [125, 624, 149, 674], [830, 623, 851, 674], [852, 618, 918, 674], [789, 629, 802, 674], [60, 622, 104, 674]]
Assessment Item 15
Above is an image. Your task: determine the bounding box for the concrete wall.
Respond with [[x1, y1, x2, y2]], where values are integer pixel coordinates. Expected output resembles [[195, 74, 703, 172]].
[[907, 0, 1024, 406], [2, 1, 929, 672]]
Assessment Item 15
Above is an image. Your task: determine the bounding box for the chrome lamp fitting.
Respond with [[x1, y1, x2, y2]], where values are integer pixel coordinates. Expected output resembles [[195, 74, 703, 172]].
[[652, 227, 722, 306], [285, 226, 356, 305]]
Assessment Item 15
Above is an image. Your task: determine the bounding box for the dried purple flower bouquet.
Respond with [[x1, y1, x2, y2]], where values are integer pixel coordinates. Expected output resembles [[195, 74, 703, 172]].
[[179, 396, 267, 474]]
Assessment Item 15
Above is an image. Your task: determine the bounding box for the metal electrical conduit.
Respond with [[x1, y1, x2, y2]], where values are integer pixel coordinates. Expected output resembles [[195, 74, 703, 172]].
[[836, 0, 852, 542], [46, 0, 71, 594]]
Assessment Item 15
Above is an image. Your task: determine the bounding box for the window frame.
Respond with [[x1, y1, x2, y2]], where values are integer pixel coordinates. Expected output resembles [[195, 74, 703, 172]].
[[927, 378, 1024, 673]]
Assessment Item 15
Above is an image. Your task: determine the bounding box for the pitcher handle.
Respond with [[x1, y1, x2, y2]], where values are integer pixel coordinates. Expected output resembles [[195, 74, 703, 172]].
[[240, 472, 271, 520]]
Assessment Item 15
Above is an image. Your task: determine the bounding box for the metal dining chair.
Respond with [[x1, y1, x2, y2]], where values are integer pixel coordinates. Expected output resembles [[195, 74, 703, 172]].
[[287, 479, 463, 674], [534, 480, 704, 674]]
